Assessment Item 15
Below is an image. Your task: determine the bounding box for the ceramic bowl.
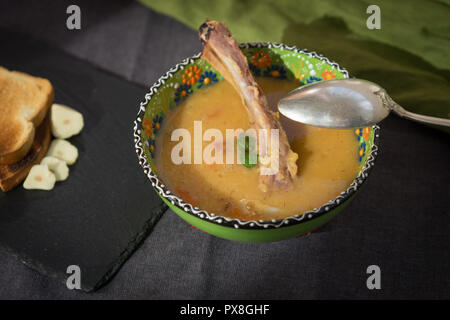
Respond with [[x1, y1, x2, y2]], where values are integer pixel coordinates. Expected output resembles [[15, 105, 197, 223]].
[[133, 43, 380, 242]]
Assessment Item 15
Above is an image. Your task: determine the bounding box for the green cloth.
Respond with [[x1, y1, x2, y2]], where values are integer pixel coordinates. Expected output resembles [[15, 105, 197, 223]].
[[140, 0, 450, 130]]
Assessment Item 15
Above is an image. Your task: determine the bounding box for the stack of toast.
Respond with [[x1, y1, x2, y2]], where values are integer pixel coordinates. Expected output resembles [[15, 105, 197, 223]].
[[0, 67, 54, 192]]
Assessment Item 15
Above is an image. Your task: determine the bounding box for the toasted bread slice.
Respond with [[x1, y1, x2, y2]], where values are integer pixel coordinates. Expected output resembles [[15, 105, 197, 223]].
[[0, 67, 54, 164], [0, 117, 51, 192]]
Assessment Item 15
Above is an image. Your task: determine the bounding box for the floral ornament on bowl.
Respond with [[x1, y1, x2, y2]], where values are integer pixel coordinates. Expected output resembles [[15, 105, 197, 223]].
[[355, 127, 371, 142], [152, 113, 164, 133], [143, 113, 165, 159], [302, 76, 322, 84], [355, 127, 372, 163], [362, 127, 370, 141], [264, 65, 287, 79], [197, 71, 218, 89], [182, 66, 202, 85], [359, 141, 367, 162], [321, 69, 336, 80], [147, 138, 156, 158], [250, 51, 272, 68], [355, 128, 363, 140], [142, 118, 153, 137], [174, 84, 193, 104], [248, 63, 261, 77]]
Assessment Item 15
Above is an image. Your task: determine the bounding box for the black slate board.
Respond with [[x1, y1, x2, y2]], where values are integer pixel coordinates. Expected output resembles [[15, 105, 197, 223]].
[[0, 29, 167, 291]]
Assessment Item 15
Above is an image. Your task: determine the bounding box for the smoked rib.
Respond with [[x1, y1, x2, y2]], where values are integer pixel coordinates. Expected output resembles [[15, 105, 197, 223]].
[[199, 20, 298, 191]]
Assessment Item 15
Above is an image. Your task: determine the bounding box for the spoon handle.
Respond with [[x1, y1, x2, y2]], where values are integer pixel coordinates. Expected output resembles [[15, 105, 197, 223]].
[[391, 104, 450, 127], [377, 90, 450, 127]]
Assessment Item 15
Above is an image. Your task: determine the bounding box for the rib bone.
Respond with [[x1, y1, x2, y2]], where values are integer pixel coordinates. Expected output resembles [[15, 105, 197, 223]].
[[199, 20, 298, 191]]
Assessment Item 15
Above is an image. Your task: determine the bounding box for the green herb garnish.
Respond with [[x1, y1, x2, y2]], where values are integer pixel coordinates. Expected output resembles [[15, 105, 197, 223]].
[[237, 133, 258, 169]]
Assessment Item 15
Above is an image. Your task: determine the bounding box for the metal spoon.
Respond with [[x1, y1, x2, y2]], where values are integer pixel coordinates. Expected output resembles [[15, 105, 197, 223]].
[[278, 79, 450, 128]]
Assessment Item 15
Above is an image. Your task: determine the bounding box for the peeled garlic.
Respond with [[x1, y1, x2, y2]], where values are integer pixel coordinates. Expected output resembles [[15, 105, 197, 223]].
[[47, 139, 78, 165], [51, 103, 84, 139], [23, 164, 56, 190], [41, 156, 69, 181]]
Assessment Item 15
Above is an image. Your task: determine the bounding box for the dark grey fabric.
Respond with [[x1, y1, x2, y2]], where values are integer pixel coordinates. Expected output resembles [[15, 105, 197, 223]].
[[0, 0, 449, 299]]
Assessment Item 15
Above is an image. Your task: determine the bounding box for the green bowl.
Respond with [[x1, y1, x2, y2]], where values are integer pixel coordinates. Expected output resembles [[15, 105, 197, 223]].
[[133, 42, 380, 242]]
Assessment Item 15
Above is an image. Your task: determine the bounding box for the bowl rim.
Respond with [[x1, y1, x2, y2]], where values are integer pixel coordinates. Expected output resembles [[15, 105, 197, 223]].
[[133, 42, 380, 230]]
